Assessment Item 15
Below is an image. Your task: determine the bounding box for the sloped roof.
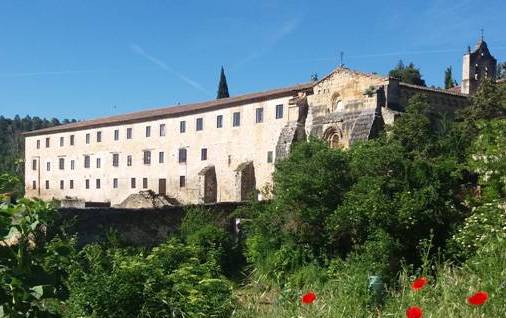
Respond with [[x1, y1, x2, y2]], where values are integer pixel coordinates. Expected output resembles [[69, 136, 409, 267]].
[[399, 82, 468, 97], [24, 83, 313, 137]]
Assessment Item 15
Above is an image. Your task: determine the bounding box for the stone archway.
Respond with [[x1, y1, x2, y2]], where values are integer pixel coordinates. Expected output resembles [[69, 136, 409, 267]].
[[234, 161, 256, 201], [198, 165, 217, 203], [322, 127, 344, 149]]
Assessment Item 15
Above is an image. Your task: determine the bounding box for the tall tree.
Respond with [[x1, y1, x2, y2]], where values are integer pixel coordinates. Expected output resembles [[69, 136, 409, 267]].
[[389, 60, 426, 86], [216, 66, 230, 99], [444, 66, 457, 89]]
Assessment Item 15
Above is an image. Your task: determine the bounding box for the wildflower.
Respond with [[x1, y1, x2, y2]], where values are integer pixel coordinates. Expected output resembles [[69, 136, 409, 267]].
[[411, 277, 428, 291], [301, 291, 317, 304], [467, 291, 488, 306], [406, 306, 423, 318]]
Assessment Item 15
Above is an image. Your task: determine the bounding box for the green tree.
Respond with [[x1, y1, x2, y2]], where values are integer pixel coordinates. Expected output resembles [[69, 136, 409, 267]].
[[459, 79, 506, 122], [217, 66, 230, 99], [389, 60, 426, 86], [444, 66, 457, 89]]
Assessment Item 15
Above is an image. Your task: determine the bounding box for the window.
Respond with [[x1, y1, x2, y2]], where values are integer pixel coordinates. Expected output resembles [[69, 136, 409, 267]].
[[127, 155, 132, 166], [86, 133, 90, 144], [143, 178, 148, 189], [32, 181, 36, 190], [36, 140, 40, 149], [159, 151, 164, 163], [196, 118, 203, 131], [145, 126, 151, 137], [96, 179, 101, 189], [60, 137, 64, 147], [179, 176, 186, 188], [233, 112, 240, 127], [178, 148, 187, 163], [71, 160, 75, 170], [127, 128, 133, 139], [201, 148, 207, 161], [59, 158, 64, 170], [96, 158, 101, 168], [32, 159, 37, 171], [85, 179, 90, 189], [96, 131, 102, 142], [228, 155, 231, 166], [70, 135, 75, 145], [275, 104, 284, 119], [267, 151, 273, 163], [256, 107, 264, 123], [113, 154, 119, 167], [45, 180, 49, 189], [217, 115, 223, 128], [45, 138, 50, 148], [131, 178, 136, 189], [69, 180, 74, 189], [46, 161, 50, 171], [159, 124, 166, 136], [84, 155, 90, 168], [113, 178, 118, 189], [180, 120, 186, 133], [114, 129, 119, 141], [60, 180, 64, 190], [143, 150, 151, 165]]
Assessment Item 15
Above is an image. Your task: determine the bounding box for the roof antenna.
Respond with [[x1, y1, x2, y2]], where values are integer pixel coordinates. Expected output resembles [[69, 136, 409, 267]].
[[339, 51, 344, 67]]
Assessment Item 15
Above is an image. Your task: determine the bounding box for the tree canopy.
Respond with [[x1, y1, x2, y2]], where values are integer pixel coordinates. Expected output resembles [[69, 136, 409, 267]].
[[389, 60, 426, 86]]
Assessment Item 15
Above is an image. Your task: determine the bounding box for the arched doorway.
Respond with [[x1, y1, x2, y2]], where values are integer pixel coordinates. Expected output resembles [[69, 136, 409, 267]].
[[322, 127, 344, 149], [198, 166, 217, 203], [234, 161, 256, 201]]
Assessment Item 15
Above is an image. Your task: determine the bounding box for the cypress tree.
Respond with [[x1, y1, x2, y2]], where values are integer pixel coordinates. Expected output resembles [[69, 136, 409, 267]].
[[217, 66, 230, 99], [444, 66, 456, 89]]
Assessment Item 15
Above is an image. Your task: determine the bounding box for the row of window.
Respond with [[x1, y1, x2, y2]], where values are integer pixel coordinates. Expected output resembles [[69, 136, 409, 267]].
[[35, 105, 285, 149], [35, 176, 186, 190], [32, 150, 274, 171]]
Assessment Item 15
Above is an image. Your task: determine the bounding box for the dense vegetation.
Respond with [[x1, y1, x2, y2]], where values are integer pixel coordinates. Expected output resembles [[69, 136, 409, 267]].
[[0, 80, 505, 317]]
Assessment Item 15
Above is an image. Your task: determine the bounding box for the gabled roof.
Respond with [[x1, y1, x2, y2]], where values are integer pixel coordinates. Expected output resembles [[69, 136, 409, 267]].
[[24, 83, 313, 137]]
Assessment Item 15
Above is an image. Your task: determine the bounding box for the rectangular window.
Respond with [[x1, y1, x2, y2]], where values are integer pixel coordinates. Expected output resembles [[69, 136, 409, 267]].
[[70, 135, 75, 146], [71, 160, 75, 170], [32, 180, 36, 190], [45, 138, 50, 148], [36, 140, 40, 149], [143, 150, 151, 165], [60, 180, 64, 190], [159, 124, 166, 136], [201, 148, 207, 161], [113, 178, 118, 189], [180, 120, 186, 133], [233, 112, 241, 127], [267, 151, 273, 163], [145, 126, 151, 137], [178, 148, 187, 163], [159, 151, 164, 163], [113, 154, 119, 167], [45, 180, 49, 189], [59, 158, 64, 170], [179, 176, 186, 188], [85, 179, 90, 189], [84, 155, 90, 168], [46, 161, 50, 171], [131, 178, 136, 189], [256, 107, 264, 123], [217, 115, 223, 128], [114, 129, 119, 141], [85, 133, 90, 144], [275, 104, 284, 119], [127, 128, 133, 139], [196, 117, 203, 131], [96, 131, 102, 143], [60, 136, 64, 147], [32, 159, 37, 171], [96, 179, 101, 189], [96, 158, 101, 168], [143, 177, 148, 189], [69, 180, 74, 189], [127, 155, 132, 166]]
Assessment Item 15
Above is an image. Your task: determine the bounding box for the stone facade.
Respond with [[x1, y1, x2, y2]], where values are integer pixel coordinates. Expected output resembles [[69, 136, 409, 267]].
[[461, 39, 497, 95]]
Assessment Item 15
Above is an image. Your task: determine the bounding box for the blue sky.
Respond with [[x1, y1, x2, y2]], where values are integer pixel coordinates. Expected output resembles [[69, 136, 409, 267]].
[[1, 0, 505, 120]]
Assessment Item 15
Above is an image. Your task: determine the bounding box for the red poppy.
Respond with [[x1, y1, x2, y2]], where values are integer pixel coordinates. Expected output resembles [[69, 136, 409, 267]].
[[406, 306, 423, 318], [411, 277, 428, 291], [467, 291, 489, 306], [301, 291, 317, 304]]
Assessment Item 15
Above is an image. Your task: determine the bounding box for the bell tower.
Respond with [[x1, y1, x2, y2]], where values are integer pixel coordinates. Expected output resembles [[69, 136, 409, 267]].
[[461, 35, 497, 95]]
